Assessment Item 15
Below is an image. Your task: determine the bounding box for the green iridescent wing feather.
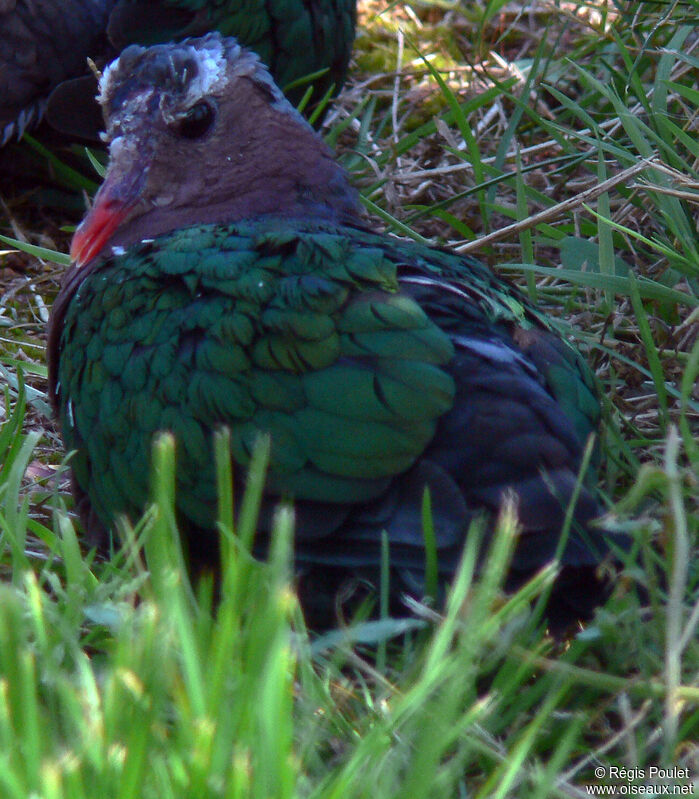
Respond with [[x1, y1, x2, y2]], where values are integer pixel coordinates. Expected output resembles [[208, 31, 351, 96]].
[[57, 220, 463, 530]]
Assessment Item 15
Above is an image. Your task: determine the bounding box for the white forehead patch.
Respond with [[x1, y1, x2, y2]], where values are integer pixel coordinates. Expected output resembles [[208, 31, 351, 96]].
[[95, 33, 309, 134], [97, 58, 118, 105], [97, 34, 229, 109], [189, 39, 227, 97]]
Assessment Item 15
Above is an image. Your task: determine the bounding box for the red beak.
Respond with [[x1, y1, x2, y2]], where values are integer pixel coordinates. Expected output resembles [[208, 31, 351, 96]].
[[70, 164, 146, 266]]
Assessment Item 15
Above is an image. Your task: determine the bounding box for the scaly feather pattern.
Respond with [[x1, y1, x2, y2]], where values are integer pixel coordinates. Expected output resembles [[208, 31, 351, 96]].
[[49, 34, 614, 627]]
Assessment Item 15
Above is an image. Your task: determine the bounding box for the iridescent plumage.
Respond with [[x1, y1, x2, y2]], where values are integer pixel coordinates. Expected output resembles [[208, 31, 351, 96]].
[[49, 35, 613, 627]]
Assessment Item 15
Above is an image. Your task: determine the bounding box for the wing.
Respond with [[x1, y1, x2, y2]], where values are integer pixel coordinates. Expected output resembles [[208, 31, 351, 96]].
[[288, 229, 608, 583], [1, 0, 115, 144], [384, 232, 603, 449], [49, 220, 455, 537]]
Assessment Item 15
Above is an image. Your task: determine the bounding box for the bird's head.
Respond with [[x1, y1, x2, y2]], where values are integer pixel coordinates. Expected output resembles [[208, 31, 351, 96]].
[[71, 33, 358, 267]]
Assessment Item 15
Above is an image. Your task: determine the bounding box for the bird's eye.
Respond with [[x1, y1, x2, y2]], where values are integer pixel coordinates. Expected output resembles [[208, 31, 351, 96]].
[[174, 100, 216, 139]]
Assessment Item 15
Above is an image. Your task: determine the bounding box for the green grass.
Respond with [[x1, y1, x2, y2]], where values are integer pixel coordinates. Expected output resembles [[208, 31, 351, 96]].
[[0, 0, 698, 795], [0, 382, 696, 797]]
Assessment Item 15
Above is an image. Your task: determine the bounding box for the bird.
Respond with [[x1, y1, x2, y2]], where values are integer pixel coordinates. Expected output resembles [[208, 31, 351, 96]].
[[48, 33, 614, 629], [1, 0, 355, 146], [0, 0, 116, 146]]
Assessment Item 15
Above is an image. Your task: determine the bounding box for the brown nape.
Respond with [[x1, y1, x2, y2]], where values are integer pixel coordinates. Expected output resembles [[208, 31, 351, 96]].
[[107, 77, 361, 252]]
